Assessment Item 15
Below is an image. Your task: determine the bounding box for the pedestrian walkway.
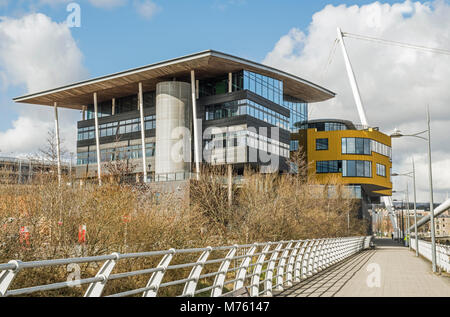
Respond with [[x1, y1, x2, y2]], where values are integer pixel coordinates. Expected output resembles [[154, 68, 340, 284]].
[[275, 238, 450, 297]]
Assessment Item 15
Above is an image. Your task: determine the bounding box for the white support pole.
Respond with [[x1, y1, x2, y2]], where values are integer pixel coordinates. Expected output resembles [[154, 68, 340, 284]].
[[138, 82, 147, 183], [337, 27, 369, 128], [93, 93, 102, 186], [112, 98, 115, 115], [228, 72, 232, 93], [54, 102, 62, 186], [195, 80, 199, 99], [191, 70, 201, 180]]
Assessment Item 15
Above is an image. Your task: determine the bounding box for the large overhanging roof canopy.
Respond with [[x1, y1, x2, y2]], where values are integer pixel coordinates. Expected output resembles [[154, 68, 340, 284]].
[[14, 50, 335, 110]]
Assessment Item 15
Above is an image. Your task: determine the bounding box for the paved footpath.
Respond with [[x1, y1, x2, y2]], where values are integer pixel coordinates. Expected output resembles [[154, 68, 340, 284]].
[[275, 238, 450, 297]]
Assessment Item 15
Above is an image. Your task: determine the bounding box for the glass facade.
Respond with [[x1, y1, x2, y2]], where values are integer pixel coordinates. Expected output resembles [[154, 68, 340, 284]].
[[342, 160, 372, 178], [77, 143, 155, 165], [204, 99, 289, 130], [200, 70, 308, 132], [316, 138, 328, 150], [78, 115, 156, 141], [283, 97, 308, 132], [298, 121, 347, 131], [86, 92, 155, 119], [342, 137, 391, 159], [204, 128, 290, 159], [233, 70, 284, 105]]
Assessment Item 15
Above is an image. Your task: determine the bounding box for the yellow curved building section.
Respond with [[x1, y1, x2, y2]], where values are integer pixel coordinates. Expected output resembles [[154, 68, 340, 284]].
[[294, 127, 392, 197]]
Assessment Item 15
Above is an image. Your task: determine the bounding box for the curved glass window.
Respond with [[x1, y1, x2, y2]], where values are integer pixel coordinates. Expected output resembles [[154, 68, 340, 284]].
[[342, 137, 391, 159], [342, 138, 371, 155], [342, 160, 372, 177], [298, 121, 347, 131]]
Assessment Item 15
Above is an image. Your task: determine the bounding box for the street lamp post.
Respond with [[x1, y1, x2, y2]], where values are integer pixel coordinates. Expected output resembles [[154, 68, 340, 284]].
[[390, 105, 437, 272], [392, 160, 418, 254]]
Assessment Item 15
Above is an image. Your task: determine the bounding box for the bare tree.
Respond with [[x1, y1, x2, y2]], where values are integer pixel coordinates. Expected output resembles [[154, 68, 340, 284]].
[[37, 129, 68, 166], [104, 135, 137, 183]]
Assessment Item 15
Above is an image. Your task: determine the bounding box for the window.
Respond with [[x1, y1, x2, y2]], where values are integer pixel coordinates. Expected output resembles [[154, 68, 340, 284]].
[[316, 138, 328, 151], [77, 115, 156, 141], [316, 160, 342, 173], [290, 140, 299, 151], [77, 142, 156, 165], [376, 163, 386, 177], [204, 99, 289, 130], [342, 138, 374, 155], [232, 70, 283, 105], [342, 160, 372, 177]]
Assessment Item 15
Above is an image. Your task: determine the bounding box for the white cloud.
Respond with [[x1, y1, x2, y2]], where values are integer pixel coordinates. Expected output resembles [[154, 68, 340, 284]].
[[0, 13, 87, 158], [88, 0, 127, 9], [0, 13, 88, 92], [264, 0, 450, 202], [133, 0, 161, 19]]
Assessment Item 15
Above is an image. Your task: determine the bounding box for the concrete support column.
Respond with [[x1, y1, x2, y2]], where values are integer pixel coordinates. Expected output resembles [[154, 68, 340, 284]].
[[138, 82, 147, 183], [191, 70, 201, 180], [228, 72, 232, 93], [155, 81, 191, 177], [112, 98, 116, 115], [93, 93, 102, 185], [82, 105, 86, 120], [54, 102, 62, 186]]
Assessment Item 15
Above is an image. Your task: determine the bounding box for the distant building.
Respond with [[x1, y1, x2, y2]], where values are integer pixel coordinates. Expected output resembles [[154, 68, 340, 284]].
[[291, 119, 393, 223], [0, 156, 72, 184]]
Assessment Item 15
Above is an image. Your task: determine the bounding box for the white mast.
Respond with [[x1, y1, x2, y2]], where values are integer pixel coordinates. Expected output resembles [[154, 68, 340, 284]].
[[336, 27, 369, 128]]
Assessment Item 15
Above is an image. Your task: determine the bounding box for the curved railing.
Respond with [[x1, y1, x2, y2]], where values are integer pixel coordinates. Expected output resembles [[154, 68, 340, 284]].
[[0, 236, 372, 297], [410, 238, 450, 273]]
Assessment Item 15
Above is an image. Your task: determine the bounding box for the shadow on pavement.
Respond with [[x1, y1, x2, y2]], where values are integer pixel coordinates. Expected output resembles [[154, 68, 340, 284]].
[[274, 250, 376, 297]]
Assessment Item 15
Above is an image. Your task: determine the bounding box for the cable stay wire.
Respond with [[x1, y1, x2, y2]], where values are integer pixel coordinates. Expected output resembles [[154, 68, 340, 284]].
[[310, 38, 340, 119], [342, 32, 450, 56]]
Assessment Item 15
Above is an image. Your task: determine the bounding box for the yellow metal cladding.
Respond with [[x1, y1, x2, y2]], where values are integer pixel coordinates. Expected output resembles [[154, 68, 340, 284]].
[[296, 127, 392, 196]]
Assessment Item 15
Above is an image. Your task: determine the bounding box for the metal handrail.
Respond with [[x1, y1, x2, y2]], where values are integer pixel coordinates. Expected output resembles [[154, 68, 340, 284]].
[[0, 236, 372, 297], [410, 238, 450, 273]]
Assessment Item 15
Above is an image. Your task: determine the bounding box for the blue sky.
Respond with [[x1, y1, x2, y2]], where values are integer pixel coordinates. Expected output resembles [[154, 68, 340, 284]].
[[0, 0, 428, 130], [1, 0, 449, 202]]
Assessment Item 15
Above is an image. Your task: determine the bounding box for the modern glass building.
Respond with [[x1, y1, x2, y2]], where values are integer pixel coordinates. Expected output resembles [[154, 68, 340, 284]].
[[14, 50, 335, 183]]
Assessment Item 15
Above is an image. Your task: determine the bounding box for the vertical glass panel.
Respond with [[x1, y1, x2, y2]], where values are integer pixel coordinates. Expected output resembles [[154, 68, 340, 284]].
[[356, 138, 364, 154], [364, 138, 370, 154], [348, 160, 356, 177], [342, 138, 347, 154], [365, 161, 371, 177], [356, 161, 364, 176], [347, 138, 355, 154]]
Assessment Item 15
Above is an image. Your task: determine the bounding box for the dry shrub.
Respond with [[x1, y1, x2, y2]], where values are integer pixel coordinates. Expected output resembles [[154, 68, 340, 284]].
[[0, 157, 367, 296]]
